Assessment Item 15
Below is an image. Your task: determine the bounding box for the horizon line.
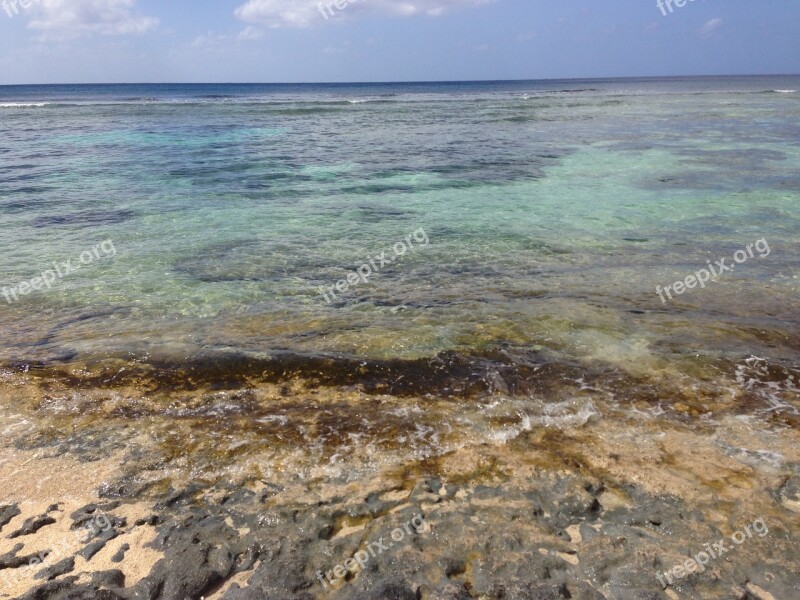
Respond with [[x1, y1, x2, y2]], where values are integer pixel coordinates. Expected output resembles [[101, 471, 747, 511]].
[[2, 73, 799, 87]]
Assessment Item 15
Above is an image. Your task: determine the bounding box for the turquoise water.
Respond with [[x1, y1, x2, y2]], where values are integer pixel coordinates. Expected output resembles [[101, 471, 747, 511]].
[[0, 78, 799, 412]]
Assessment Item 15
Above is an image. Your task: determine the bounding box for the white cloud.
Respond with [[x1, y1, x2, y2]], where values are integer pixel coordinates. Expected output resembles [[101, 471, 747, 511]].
[[698, 17, 723, 37], [234, 0, 494, 29], [190, 27, 263, 49], [238, 26, 263, 41], [28, 0, 158, 39], [190, 31, 227, 49]]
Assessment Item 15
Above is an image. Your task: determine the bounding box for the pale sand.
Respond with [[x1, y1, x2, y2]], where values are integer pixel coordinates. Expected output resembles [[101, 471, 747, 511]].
[[0, 447, 162, 599]]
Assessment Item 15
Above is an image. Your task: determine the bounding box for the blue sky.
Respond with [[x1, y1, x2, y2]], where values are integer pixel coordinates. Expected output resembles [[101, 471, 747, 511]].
[[0, 0, 797, 84]]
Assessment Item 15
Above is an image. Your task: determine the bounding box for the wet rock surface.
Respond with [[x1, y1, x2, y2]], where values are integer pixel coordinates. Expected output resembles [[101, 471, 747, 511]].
[[1, 364, 799, 600]]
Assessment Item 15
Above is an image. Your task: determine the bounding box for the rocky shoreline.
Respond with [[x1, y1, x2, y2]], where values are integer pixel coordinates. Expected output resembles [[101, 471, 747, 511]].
[[1, 359, 799, 600]]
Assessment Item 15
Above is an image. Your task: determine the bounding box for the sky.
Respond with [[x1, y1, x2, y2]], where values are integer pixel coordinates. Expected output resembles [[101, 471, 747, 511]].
[[0, 0, 798, 84]]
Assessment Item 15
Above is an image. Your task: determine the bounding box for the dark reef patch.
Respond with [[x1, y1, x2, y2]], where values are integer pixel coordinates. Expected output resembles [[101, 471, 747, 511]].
[[32, 209, 136, 228], [6, 348, 582, 399]]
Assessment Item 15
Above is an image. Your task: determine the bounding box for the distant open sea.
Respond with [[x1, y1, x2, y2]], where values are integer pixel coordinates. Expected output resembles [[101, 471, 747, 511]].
[[1, 77, 799, 466]]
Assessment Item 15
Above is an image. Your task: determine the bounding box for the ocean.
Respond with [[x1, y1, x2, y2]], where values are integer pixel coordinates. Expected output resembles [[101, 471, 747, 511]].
[[0, 76, 799, 598]]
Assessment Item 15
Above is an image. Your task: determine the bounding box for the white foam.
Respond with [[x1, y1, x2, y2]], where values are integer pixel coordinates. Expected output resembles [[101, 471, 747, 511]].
[[255, 415, 289, 426], [531, 399, 599, 429], [736, 356, 800, 416], [486, 412, 533, 445], [773, 89, 797, 93], [484, 399, 599, 446], [0, 102, 50, 108]]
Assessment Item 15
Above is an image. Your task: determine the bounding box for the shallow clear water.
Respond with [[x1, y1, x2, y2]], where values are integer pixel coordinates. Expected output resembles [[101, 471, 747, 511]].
[[2, 79, 800, 600], [0, 77, 798, 423]]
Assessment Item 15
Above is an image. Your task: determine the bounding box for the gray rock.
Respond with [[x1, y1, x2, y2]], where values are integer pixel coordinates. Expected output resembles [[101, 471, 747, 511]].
[[35, 557, 76, 581], [0, 504, 21, 532]]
